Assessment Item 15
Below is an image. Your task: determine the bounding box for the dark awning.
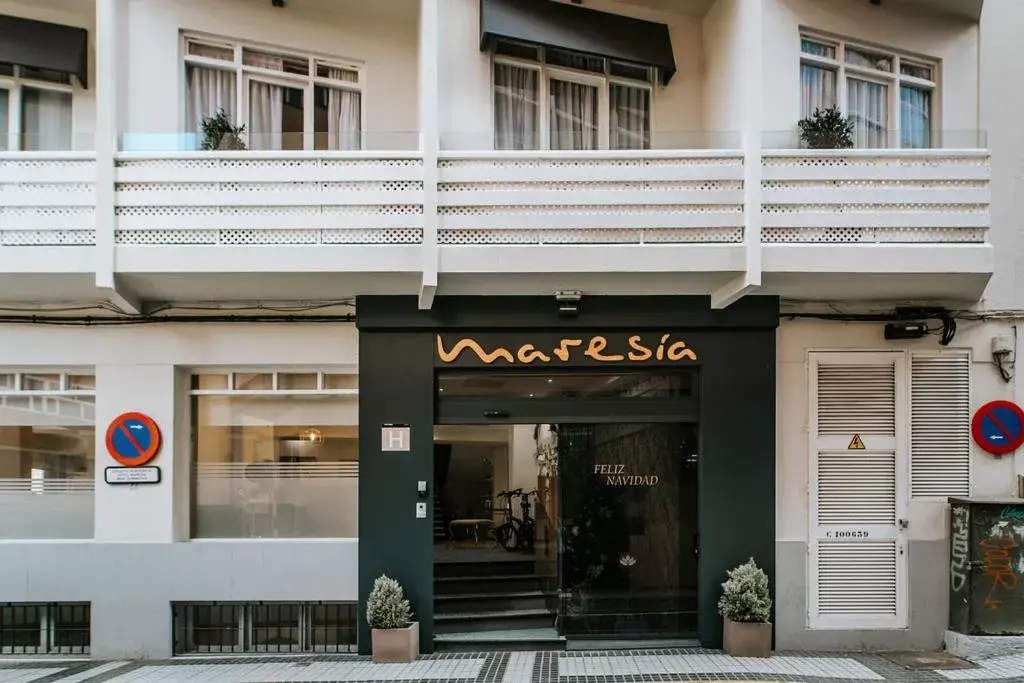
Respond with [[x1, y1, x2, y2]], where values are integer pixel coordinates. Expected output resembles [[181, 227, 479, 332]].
[[480, 0, 676, 85], [0, 14, 88, 87]]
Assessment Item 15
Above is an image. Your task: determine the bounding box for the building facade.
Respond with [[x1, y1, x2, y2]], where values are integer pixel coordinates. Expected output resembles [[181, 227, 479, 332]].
[[0, 0, 1020, 660]]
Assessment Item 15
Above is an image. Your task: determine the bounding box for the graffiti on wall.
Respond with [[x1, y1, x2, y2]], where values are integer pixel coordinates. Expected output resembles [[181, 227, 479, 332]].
[[951, 505, 969, 593], [981, 536, 1019, 610], [976, 505, 1024, 612]]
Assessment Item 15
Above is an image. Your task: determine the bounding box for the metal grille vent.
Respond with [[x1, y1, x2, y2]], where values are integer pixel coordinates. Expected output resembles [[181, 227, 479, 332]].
[[817, 363, 896, 436], [911, 353, 970, 498], [817, 452, 896, 525], [817, 541, 897, 616]]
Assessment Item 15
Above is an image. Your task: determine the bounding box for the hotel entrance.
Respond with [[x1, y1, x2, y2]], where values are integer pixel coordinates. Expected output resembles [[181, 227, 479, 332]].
[[433, 371, 699, 647], [356, 295, 777, 655]]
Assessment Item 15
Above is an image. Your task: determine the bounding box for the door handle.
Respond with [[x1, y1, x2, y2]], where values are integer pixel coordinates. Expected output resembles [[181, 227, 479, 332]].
[[898, 518, 909, 530]]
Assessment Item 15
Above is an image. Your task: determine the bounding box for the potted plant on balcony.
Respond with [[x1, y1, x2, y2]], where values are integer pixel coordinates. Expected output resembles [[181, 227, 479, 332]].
[[200, 108, 247, 150], [798, 105, 854, 149], [718, 557, 772, 658], [367, 574, 418, 663]]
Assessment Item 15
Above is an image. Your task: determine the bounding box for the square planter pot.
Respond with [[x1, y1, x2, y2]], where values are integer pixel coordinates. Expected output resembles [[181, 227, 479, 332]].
[[723, 618, 772, 658], [371, 621, 419, 663]]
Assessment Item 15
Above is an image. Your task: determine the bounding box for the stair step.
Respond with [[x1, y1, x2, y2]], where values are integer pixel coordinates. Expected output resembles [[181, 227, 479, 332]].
[[435, 573, 556, 583], [434, 608, 556, 634], [434, 574, 555, 595], [434, 631, 565, 652], [436, 608, 552, 620], [436, 591, 545, 601], [435, 591, 550, 614]]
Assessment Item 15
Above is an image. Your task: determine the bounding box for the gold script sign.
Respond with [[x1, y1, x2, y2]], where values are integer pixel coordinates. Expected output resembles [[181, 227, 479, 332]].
[[436, 334, 697, 365], [594, 464, 659, 486]]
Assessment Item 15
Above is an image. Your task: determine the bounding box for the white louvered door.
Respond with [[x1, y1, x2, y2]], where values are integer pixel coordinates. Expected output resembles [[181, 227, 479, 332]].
[[809, 352, 908, 630], [910, 352, 971, 499]]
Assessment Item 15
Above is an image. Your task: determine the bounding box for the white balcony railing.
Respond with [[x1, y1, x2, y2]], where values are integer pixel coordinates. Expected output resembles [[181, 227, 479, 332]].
[[437, 150, 746, 245], [113, 151, 425, 246], [0, 147, 993, 302], [0, 153, 97, 247], [762, 150, 990, 244]]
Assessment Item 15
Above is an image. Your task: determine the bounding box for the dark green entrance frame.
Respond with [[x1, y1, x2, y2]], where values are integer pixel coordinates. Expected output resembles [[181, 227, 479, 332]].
[[356, 295, 779, 654]]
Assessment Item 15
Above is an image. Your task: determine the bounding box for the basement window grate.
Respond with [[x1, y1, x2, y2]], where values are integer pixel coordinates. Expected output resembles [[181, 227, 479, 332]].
[[0, 603, 90, 655], [172, 602, 357, 654]]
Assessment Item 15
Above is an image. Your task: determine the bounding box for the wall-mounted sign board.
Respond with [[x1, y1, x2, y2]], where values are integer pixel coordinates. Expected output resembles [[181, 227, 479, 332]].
[[105, 466, 161, 485], [381, 424, 410, 452]]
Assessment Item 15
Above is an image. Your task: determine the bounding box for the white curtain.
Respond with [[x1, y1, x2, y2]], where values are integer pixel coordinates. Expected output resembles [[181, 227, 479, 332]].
[[21, 88, 72, 151], [326, 68, 361, 151], [493, 63, 539, 150], [900, 86, 931, 149], [246, 53, 284, 151], [800, 64, 837, 118], [609, 84, 650, 150], [549, 78, 597, 151], [249, 81, 283, 151], [847, 78, 888, 148], [186, 65, 237, 136], [0, 89, 8, 151]]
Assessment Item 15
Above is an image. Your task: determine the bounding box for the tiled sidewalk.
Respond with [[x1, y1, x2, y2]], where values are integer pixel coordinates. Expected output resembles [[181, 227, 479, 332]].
[[2, 649, 1024, 683]]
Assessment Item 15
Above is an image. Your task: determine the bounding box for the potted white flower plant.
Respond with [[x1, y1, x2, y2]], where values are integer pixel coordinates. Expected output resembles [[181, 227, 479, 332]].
[[718, 557, 772, 658], [366, 574, 419, 663]]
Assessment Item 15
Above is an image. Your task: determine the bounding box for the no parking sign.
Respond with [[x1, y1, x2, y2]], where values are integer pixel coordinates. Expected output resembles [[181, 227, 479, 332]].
[[105, 412, 162, 466], [972, 401, 1024, 456]]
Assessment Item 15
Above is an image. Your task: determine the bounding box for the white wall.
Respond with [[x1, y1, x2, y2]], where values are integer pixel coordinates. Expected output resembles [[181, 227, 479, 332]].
[[777, 318, 1018, 547], [761, 0, 979, 146], [701, 0, 745, 147], [979, 0, 1024, 311], [122, 0, 418, 146], [0, 322, 360, 658], [0, 0, 96, 150], [438, 0, 706, 150]]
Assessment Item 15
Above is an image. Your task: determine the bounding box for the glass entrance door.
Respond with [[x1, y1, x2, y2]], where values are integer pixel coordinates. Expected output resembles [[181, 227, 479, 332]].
[[557, 422, 698, 638], [436, 370, 699, 642]]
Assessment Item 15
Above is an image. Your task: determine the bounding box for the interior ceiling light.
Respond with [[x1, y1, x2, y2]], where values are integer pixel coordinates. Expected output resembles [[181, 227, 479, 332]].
[[299, 427, 324, 443]]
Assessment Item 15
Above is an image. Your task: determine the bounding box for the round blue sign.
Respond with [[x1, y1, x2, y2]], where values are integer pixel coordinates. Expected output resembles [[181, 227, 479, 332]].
[[105, 412, 162, 466], [972, 401, 1024, 456]]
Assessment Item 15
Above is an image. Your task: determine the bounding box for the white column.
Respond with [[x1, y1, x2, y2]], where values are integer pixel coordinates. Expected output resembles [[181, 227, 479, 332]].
[[418, 0, 439, 309], [710, 0, 763, 308], [93, 365, 187, 542], [94, 0, 139, 314]]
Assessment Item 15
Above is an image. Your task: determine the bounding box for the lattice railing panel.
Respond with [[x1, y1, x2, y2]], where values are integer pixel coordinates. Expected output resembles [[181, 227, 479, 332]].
[[0, 155, 98, 246], [761, 152, 990, 244], [113, 154, 424, 245], [437, 152, 745, 245]]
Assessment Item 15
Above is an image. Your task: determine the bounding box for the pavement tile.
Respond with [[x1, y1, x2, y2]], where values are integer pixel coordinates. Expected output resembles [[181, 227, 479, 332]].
[[3, 649, 1022, 683]]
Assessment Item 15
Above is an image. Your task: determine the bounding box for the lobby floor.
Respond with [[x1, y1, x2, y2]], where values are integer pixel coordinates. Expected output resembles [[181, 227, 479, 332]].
[[3, 649, 1024, 683]]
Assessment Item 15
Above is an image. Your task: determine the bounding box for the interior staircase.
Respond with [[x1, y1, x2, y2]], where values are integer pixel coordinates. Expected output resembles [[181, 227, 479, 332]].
[[433, 491, 447, 542], [433, 556, 562, 651]]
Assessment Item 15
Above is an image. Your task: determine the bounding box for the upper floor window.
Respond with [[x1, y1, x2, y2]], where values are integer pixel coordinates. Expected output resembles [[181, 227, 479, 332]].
[[183, 35, 363, 151], [800, 35, 937, 149], [492, 41, 654, 151], [0, 63, 73, 151]]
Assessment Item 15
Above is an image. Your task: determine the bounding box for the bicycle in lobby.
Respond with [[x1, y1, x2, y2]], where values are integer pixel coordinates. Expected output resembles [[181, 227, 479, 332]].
[[493, 488, 538, 553]]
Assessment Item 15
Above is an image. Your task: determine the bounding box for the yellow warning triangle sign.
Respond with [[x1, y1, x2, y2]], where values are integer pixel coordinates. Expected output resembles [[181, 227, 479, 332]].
[[848, 434, 866, 450]]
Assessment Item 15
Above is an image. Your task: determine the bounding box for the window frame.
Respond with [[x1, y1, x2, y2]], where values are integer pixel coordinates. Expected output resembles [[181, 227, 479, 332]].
[[799, 32, 939, 149], [491, 41, 656, 151], [0, 65, 75, 152], [181, 33, 366, 151]]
